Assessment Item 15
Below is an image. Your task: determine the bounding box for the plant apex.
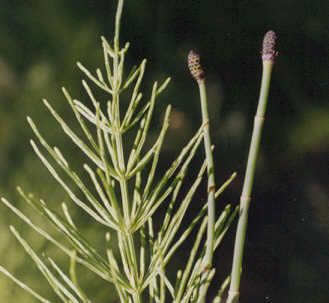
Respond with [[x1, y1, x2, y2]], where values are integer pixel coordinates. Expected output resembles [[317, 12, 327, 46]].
[[262, 30, 278, 62], [188, 50, 205, 83]]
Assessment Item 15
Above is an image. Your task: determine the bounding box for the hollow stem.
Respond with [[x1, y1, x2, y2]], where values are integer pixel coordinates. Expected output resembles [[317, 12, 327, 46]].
[[113, 1, 141, 301], [114, 0, 124, 52], [187, 50, 216, 303], [227, 31, 277, 303], [198, 80, 216, 270]]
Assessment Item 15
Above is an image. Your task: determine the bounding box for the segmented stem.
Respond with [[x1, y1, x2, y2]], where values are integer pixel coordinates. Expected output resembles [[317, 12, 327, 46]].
[[227, 30, 277, 303], [188, 50, 216, 303]]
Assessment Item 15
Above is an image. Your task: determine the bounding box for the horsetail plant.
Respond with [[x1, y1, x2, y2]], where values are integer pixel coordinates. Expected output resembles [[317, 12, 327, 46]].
[[227, 30, 278, 303], [187, 50, 216, 303], [0, 1, 239, 303]]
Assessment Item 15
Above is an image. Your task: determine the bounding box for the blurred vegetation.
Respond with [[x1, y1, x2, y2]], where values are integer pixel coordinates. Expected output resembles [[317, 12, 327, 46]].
[[0, 1, 328, 302]]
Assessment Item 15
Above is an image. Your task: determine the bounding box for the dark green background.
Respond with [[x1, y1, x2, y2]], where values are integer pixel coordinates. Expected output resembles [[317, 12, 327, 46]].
[[0, 1, 328, 302]]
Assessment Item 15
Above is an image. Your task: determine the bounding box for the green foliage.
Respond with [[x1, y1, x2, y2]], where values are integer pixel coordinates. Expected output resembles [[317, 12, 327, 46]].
[[0, 1, 236, 302], [1, 1, 327, 302]]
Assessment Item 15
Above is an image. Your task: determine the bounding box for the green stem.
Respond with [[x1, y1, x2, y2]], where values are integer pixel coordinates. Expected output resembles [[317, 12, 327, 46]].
[[113, 1, 140, 301], [227, 60, 274, 303], [197, 80, 216, 303], [199, 81, 216, 268], [114, 0, 124, 52], [113, 0, 124, 91]]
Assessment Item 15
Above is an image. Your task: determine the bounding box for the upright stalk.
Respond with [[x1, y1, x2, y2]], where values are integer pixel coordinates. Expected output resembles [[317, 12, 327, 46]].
[[227, 31, 278, 303], [114, 0, 124, 52], [199, 81, 216, 268], [188, 51, 216, 302], [113, 0, 141, 301]]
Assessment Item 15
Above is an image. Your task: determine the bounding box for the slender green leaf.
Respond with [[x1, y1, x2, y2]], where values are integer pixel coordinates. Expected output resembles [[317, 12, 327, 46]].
[[77, 62, 112, 94], [0, 265, 52, 303]]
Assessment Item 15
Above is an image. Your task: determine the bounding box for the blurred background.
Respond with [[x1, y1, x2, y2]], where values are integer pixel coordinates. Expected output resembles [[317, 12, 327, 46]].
[[0, 0, 328, 302]]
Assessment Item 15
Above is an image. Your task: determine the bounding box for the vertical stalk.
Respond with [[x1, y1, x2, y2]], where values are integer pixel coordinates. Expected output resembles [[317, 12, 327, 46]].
[[227, 31, 277, 303], [199, 81, 216, 268], [113, 1, 141, 302], [113, 0, 124, 91], [188, 50, 216, 303], [114, 0, 124, 52]]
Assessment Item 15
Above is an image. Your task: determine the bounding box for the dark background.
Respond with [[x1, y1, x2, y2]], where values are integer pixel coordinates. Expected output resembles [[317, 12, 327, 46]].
[[0, 1, 328, 302]]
